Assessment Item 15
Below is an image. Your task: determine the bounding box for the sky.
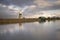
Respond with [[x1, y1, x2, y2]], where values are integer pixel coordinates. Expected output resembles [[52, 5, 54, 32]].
[[0, 0, 60, 18]]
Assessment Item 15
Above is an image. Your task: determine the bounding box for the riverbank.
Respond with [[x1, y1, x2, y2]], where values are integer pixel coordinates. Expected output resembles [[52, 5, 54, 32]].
[[0, 17, 60, 24], [0, 18, 39, 24]]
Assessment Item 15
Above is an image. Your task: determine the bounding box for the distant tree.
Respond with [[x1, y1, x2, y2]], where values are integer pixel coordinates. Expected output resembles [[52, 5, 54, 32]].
[[39, 17, 46, 21]]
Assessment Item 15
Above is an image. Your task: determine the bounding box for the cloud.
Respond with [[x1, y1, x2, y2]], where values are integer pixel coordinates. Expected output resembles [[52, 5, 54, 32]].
[[33, 0, 60, 10], [21, 5, 37, 16], [0, 0, 60, 10], [25, 5, 37, 11], [0, 4, 7, 7], [0, 0, 60, 18], [0, 4, 19, 18], [0, 0, 34, 7], [0, 0, 11, 5], [54, 0, 60, 5], [34, 0, 53, 8], [0, 4, 37, 18]]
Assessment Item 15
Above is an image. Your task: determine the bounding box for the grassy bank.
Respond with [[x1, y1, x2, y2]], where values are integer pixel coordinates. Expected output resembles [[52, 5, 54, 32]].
[[0, 18, 39, 24]]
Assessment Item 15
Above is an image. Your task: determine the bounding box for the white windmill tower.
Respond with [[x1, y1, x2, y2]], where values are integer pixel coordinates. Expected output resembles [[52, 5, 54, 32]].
[[18, 10, 23, 19], [18, 6, 28, 19]]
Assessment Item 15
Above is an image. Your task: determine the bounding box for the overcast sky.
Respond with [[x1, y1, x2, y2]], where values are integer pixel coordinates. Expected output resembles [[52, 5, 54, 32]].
[[0, 0, 60, 18]]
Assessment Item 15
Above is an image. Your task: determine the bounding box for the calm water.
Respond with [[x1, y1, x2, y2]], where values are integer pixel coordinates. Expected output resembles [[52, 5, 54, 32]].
[[0, 20, 60, 40]]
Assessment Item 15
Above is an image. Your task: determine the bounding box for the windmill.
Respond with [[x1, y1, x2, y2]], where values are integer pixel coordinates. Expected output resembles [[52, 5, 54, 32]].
[[8, 5, 28, 19], [18, 10, 22, 19], [18, 6, 28, 19]]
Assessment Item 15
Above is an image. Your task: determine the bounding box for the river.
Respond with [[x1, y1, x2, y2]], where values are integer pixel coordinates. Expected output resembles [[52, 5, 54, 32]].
[[0, 20, 60, 40]]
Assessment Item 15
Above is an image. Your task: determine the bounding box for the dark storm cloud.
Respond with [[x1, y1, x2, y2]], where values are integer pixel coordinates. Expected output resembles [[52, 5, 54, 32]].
[[0, 0, 60, 10], [0, 0, 11, 5], [12, 0, 34, 6], [0, 0, 34, 7]]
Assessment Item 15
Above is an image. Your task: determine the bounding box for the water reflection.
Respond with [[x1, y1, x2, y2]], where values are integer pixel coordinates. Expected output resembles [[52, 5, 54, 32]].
[[0, 20, 60, 40]]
